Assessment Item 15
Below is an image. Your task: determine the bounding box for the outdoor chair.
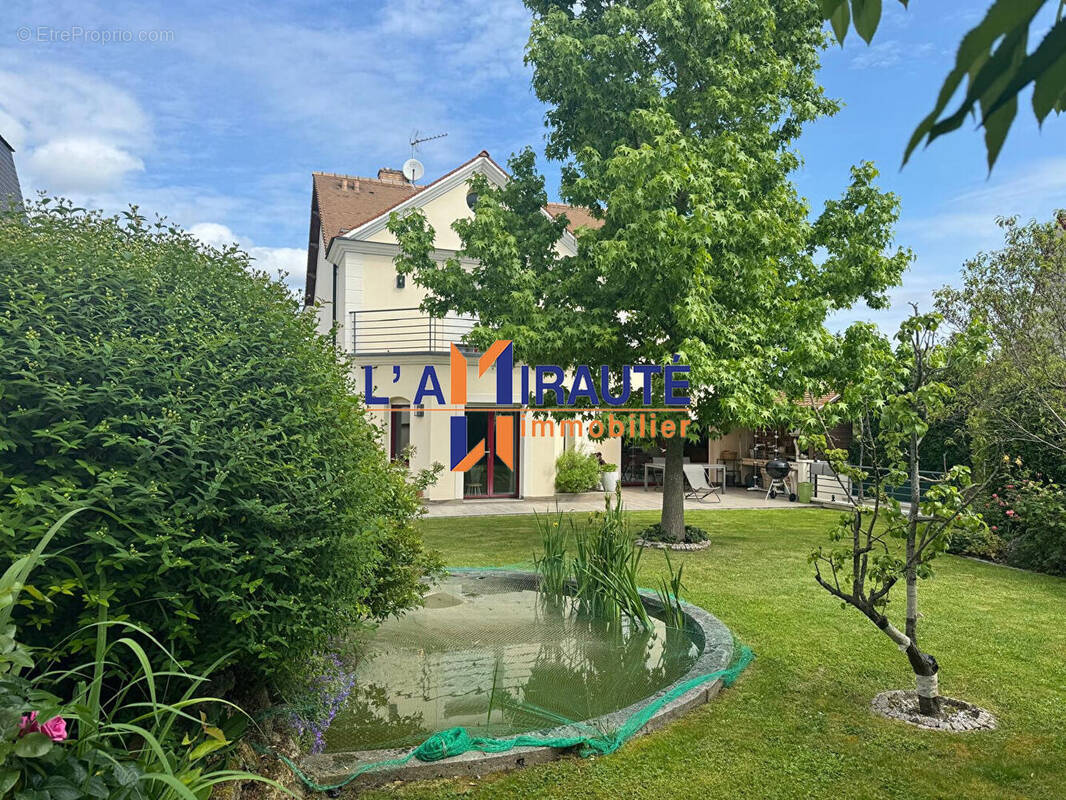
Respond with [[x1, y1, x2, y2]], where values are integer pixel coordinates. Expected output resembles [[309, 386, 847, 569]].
[[683, 464, 721, 503]]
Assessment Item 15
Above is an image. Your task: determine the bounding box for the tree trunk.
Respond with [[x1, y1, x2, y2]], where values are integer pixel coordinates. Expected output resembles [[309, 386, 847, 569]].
[[661, 435, 685, 542], [904, 643, 941, 716], [904, 433, 941, 715]]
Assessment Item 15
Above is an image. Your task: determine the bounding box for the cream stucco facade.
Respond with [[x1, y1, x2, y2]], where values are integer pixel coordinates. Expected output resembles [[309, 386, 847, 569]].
[[307, 153, 619, 501]]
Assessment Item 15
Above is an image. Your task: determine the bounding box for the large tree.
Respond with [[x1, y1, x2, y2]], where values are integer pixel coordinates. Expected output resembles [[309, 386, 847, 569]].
[[390, 0, 909, 541]]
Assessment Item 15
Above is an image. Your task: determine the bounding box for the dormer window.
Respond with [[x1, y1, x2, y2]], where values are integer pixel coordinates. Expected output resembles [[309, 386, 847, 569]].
[[396, 272, 406, 289]]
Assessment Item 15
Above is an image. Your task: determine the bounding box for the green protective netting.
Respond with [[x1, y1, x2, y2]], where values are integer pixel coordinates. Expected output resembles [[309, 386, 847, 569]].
[[263, 569, 753, 793]]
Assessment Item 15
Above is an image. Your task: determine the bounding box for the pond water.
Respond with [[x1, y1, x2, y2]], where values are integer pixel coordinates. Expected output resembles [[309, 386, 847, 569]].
[[323, 571, 702, 753]]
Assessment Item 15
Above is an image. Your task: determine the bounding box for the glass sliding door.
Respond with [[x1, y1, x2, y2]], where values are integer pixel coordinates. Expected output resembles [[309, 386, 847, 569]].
[[463, 410, 519, 498]]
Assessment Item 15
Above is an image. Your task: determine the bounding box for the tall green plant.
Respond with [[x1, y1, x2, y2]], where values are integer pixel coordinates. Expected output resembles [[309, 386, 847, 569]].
[[390, 0, 910, 543], [803, 310, 990, 717], [0, 512, 294, 799], [655, 553, 687, 632], [572, 491, 649, 629], [533, 505, 571, 599]]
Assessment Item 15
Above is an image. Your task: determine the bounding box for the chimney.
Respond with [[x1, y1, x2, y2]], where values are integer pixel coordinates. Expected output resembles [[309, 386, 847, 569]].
[[377, 167, 407, 185]]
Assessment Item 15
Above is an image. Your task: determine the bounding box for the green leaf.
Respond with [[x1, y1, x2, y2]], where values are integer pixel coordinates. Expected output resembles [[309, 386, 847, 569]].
[[13, 731, 53, 758], [818, 0, 846, 18], [1000, 18, 1066, 121], [829, 1, 851, 44], [43, 775, 84, 800], [188, 736, 230, 762], [852, 0, 883, 44], [983, 90, 1019, 171], [0, 769, 18, 795], [903, 0, 1044, 165], [83, 776, 109, 799], [112, 762, 140, 787], [0, 708, 23, 737]]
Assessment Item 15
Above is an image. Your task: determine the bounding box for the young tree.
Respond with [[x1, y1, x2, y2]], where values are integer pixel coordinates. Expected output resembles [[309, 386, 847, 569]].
[[390, 0, 909, 541], [803, 310, 990, 716]]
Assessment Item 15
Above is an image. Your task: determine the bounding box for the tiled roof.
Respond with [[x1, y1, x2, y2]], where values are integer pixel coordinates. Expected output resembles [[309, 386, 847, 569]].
[[545, 202, 604, 232], [801, 392, 840, 409], [311, 171, 422, 244]]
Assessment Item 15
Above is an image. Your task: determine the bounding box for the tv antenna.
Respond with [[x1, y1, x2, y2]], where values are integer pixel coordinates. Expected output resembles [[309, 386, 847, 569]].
[[409, 130, 448, 157]]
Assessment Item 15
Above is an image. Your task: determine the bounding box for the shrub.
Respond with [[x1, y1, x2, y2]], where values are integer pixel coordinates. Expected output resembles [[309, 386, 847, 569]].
[[0, 200, 441, 698], [982, 471, 1066, 576], [946, 523, 1004, 561], [554, 449, 601, 493]]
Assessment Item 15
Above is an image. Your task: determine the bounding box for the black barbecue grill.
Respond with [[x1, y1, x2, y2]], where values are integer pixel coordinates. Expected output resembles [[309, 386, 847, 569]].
[[765, 459, 797, 502]]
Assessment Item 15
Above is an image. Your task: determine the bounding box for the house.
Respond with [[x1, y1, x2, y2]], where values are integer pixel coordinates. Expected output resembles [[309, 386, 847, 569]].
[[0, 134, 22, 212], [304, 151, 620, 501]]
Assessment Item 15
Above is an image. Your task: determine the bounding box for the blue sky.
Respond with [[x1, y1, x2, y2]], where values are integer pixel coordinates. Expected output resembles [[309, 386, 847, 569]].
[[2, 0, 1064, 330]]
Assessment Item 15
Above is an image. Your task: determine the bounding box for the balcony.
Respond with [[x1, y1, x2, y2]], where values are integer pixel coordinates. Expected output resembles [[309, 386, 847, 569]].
[[349, 307, 477, 355]]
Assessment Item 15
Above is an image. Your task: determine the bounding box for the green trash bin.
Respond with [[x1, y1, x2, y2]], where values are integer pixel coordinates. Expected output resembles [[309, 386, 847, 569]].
[[797, 481, 813, 503]]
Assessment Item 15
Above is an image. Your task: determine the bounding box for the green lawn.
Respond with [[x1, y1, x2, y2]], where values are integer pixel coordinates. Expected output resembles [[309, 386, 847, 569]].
[[363, 508, 1066, 800]]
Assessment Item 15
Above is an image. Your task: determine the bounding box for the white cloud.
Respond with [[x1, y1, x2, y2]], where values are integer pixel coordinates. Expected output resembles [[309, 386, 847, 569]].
[[25, 137, 144, 192], [189, 222, 304, 292], [164, 1, 535, 168], [850, 40, 935, 70], [902, 156, 1066, 246], [0, 58, 151, 195]]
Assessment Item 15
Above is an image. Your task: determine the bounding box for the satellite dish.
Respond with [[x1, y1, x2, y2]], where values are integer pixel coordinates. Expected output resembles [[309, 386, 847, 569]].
[[402, 158, 424, 183]]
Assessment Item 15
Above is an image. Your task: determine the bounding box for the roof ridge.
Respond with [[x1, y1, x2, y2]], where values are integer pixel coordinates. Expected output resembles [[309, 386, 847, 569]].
[[312, 170, 421, 188]]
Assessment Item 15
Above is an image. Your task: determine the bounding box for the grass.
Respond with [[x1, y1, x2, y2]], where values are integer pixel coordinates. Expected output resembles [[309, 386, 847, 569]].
[[362, 508, 1066, 800]]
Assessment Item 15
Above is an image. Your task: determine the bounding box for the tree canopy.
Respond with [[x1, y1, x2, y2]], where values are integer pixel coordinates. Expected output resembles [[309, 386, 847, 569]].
[[390, 0, 910, 539], [936, 213, 1066, 477]]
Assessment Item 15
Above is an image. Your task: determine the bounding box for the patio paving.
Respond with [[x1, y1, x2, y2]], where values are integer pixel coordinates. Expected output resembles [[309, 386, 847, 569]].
[[423, 486, 814, 518]]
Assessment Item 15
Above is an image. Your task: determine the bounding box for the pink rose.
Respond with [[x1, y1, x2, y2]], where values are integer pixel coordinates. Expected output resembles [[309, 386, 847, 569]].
[[18, 711, 39, 736], [40, 716, 67, 742], [17, 711, 67, 742], [991, 525, 998, 531]]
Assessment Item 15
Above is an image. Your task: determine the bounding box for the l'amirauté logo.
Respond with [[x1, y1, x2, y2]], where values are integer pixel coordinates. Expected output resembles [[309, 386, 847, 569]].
[[360, 340, 691, 472]]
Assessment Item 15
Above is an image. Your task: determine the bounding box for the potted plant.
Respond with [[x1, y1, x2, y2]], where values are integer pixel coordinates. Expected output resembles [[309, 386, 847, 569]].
[[599, 460, 619, 493]]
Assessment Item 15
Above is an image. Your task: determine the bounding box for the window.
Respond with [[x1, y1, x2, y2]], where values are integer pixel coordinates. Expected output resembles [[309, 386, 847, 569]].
[[466, 192, 479, 211], [396, 272, 406, 289]]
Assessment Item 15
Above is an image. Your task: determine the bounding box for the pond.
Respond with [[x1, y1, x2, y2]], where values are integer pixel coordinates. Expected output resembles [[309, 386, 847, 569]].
[[322, 569, 711, 753]]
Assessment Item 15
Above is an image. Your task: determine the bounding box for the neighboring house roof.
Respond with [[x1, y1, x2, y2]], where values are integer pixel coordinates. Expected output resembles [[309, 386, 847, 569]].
[[801, 392, 841, 409], [545, 202, 604, 232], [0, 133, 22, 213]]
